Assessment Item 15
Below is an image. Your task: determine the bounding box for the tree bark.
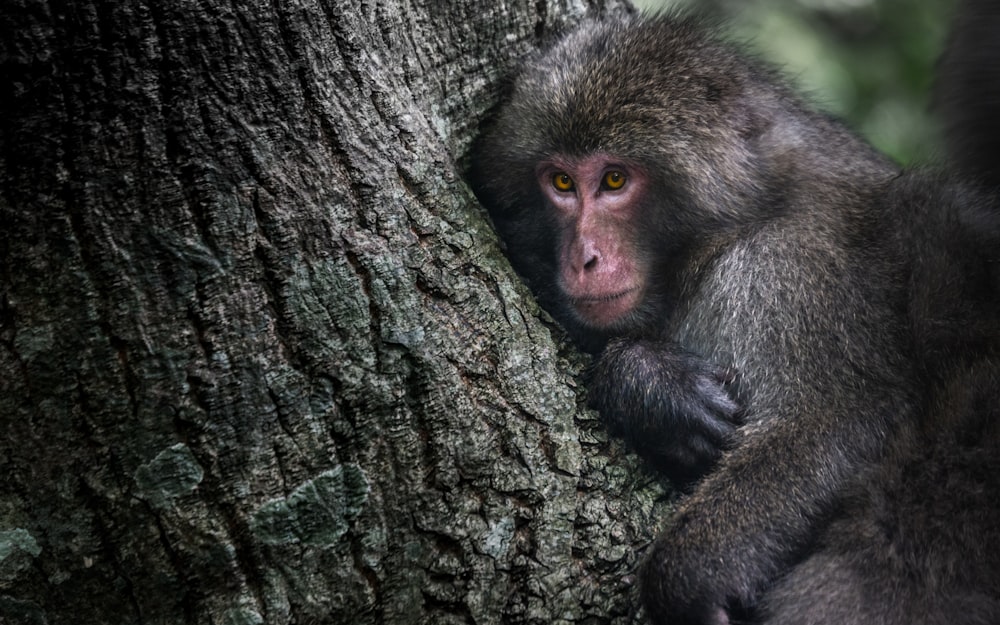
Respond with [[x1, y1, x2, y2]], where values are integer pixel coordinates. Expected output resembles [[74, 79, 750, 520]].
[[0, 1, 668, 624]]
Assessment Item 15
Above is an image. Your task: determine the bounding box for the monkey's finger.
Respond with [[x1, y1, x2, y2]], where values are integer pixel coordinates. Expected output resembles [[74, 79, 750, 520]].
[[693, 376, 742, 421], [660, 432, 724, 470], [711, 364, 739, 384], [710, 393, 741, 422], [683, 402, 739, 448]]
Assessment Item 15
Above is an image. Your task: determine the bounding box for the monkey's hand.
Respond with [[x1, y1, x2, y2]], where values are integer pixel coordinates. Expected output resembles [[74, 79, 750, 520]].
[[641, 507, 750, 625], [587, 338, 741, 487]]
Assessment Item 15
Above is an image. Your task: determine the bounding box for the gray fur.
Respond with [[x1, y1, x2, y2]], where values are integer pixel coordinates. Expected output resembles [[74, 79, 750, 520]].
[[472, 13, 1000, 625]]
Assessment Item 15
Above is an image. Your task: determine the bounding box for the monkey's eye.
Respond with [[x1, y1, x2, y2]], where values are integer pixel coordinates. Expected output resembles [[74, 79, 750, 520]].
[[603, 171, 627, 190], [552, 172, 575, 192]]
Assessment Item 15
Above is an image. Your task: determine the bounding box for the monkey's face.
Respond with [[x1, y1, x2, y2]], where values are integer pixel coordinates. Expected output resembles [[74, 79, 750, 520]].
[[536, 153, 651, 330]]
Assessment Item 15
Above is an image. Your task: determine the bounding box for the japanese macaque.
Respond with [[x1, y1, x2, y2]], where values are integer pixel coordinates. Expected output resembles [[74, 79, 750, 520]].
[[472, 11, 1000, 625]]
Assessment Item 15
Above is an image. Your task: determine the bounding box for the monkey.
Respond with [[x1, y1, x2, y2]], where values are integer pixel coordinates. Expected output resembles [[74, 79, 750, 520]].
[[470, 11, 1000, 625], [936, 0, 1000, 187]]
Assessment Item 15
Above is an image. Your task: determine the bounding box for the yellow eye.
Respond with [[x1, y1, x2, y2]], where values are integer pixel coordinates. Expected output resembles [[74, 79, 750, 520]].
[[604, 171, 626, 190], [552, 172, 575, 192]]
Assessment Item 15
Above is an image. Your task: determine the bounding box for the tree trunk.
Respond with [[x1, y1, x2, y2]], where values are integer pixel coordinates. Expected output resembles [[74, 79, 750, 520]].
[[0, 1, 668, 624]]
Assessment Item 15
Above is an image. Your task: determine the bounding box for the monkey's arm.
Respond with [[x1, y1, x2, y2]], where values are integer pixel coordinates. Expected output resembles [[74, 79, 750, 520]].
[[588, 338, 741, 488], [639, 397, 902, 625], [633, 220, 915, 624]]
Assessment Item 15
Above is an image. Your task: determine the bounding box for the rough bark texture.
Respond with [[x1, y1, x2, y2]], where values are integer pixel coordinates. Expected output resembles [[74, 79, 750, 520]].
[[0, 1, 670, 624]]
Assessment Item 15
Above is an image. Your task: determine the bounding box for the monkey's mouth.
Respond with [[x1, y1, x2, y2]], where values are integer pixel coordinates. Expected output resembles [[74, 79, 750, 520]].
[[570, 287, 642, 328]]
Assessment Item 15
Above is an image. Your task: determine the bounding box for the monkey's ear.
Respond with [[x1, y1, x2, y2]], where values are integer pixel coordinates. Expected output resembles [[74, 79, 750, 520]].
[[727, 94, 769, 145], [735, 85, 809, 154]]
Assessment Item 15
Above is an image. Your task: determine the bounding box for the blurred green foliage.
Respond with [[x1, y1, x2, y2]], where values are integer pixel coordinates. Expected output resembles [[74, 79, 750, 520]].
[[633, 0, 955, 164]]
